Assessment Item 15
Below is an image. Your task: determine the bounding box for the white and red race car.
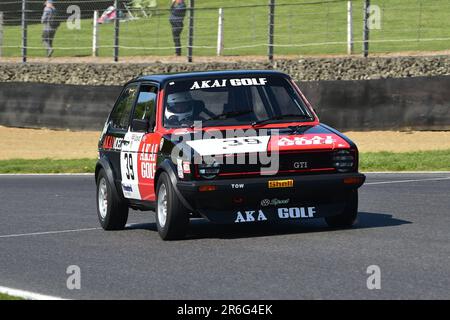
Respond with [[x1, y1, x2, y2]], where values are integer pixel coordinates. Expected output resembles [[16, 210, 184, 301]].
[[95, 70, 365, 240]]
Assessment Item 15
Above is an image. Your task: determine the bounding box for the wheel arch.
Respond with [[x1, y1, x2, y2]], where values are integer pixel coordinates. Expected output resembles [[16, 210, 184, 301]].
[[155, 159, 194, 212], [95, 157, 123, 202]]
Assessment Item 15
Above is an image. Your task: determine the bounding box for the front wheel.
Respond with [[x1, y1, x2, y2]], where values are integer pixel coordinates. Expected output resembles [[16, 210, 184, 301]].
[[155, 172, 189, 240], [96, 169, 129, 230], [325, 190, 358, 228]]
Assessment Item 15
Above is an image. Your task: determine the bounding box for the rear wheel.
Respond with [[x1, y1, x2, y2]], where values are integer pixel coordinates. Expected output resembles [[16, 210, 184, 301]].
[[325, 190, 358, 228], [155, 172, 189, 240], [96, 169, 128, 230]]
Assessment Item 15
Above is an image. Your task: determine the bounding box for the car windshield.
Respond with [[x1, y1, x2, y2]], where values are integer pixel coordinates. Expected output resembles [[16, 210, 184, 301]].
[[163, 75, 314, 128]]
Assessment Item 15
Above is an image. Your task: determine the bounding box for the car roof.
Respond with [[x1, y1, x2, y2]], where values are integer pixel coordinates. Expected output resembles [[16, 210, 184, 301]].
[[128, 70, 290, 86]]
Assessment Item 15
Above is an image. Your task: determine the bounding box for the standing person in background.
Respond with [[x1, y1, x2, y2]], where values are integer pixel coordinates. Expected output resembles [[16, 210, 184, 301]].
[[169, 0, 187, 56], [41, 0, 59, 57]]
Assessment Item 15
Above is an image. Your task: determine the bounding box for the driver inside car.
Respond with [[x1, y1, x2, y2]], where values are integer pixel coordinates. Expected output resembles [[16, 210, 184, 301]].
[[165, 91, 195, 126]]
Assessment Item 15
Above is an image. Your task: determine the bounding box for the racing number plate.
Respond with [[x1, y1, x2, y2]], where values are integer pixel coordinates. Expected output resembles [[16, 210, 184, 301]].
[[268, 179, 294, 188]]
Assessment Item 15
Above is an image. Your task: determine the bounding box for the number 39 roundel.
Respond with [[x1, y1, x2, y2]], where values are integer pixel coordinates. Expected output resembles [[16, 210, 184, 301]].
[[120, 131, 145, 200]]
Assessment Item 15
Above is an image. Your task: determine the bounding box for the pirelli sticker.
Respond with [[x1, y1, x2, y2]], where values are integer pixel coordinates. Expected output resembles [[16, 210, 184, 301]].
[[268, 179, 294, 189]]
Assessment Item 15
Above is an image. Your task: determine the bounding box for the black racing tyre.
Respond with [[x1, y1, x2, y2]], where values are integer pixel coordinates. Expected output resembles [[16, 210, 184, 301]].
[[96, 169, 129, 230], [325, 190, 358, 228], [155, 172, 189, 240]]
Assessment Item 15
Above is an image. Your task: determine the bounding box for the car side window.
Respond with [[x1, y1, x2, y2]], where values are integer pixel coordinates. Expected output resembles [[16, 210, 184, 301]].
[[110, 84, 139, 130], [132, 84, 158, 130]]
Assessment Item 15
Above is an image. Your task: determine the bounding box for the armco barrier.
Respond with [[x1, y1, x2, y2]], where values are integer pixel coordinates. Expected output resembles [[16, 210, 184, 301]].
[[0, 76, 449, 131], [0, 83, 122, 131], [299, 76, 450, 131]]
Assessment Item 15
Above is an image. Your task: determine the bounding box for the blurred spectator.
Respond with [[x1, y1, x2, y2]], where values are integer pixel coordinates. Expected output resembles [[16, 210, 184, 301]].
[[98, 6, 117, 24], [169, 0, 187, 56], [41, 0, 59, 57]]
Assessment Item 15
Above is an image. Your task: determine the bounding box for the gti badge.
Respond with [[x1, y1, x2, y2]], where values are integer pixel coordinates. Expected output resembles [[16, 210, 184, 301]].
[[293, 161, 308, 169]]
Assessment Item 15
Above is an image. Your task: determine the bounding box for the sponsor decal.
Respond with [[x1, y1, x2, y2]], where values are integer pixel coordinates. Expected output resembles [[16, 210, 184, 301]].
[[102, 135, 115, 149], [182, 162, 191, 174], [135, 135, 161, 202], [231, 183, 245, 189], [268, 179, 294, 189], [130, 133, 142, 142], [122, 184, 133, 193], [278, 135, 335, 146], [190, 78, 267, 90], [261, 198, 290, 207], [139, 143, 157, 162], [113, 138, 124, 150], [271, 134, 350, 151], [139, 143, 158, 180], [102, 135, 124, 151], [177, 159, 184, 179], [277, 207, 316, 219], [235, 210, 268, 223]]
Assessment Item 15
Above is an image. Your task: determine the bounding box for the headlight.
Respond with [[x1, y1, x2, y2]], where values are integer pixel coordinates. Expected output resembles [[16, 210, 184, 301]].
[[332, 150, 354, 172], [198, 162, 220, 179]]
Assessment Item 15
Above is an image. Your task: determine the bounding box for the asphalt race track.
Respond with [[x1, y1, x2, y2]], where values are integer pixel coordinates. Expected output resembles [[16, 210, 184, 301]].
[[0, 173, 449, 300]]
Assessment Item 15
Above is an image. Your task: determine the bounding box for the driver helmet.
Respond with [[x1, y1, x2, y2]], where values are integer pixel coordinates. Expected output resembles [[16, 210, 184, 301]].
[[165, 91, 194, 123]]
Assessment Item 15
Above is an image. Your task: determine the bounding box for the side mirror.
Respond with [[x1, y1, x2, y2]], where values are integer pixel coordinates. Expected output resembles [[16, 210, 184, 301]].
[[132, 119, 149, 132]]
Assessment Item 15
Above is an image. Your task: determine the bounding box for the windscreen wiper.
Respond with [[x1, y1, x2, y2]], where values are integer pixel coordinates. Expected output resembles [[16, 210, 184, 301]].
[[251, 114, 312, 127]]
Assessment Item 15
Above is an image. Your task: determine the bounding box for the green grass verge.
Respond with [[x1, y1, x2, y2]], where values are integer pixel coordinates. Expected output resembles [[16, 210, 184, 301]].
[[0, 293, 23, 300], [360, 150, 450, 172], [3, 0, 450, 57], [0, 158, 97, 174], [0, 150, 448, 174]]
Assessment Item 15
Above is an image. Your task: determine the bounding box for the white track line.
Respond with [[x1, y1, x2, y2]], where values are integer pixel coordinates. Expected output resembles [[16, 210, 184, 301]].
[[0, 223, 144, 239], [0, 286, 64, 300], [0, 227, 101, 239], [364, 171, 450, 174], [366, 177, 450, 185]]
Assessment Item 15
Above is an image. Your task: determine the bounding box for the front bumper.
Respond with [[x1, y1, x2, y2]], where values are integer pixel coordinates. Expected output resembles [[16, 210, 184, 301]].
[[177, 172, 365, 223]]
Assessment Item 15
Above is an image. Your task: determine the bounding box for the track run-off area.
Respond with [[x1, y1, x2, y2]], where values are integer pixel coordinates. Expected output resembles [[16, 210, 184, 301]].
[[0, 173, 449, 299]]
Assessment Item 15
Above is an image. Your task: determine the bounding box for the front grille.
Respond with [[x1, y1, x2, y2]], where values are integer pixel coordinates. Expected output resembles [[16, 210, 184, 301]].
[[217, 150, 335, 178]]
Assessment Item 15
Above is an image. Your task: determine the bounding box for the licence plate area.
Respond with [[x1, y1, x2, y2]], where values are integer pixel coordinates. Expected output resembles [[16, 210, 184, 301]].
[[192, 188, 349, 211]]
